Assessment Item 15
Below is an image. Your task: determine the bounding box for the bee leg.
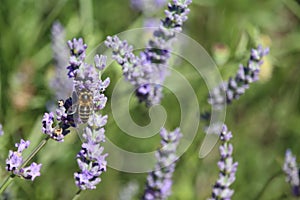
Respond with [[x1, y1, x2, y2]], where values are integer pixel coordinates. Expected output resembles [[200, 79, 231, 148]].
[[74, 124, 86, 143]]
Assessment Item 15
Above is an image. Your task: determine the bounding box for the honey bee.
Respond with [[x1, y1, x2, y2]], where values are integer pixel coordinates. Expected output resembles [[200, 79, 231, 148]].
[[68, 90, 94, 124]]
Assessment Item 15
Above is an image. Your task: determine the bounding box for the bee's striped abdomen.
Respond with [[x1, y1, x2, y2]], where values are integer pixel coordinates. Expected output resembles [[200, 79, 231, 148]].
[[79, 105, 91, 123]]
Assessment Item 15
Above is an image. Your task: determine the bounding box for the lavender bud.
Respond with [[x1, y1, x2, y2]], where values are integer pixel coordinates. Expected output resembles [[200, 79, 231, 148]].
[[66, 38, 87, 78], [209, 124, 238, 200], [142, 128, 182, 200], [283, 149, 300, 196], [49, 22, 73, 100], [208, 45, 269, 109], [94, 54, 107, 70]]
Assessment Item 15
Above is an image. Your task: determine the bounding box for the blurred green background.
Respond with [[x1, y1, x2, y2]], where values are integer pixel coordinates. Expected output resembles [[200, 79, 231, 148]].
[[1, 0, 300, 199]]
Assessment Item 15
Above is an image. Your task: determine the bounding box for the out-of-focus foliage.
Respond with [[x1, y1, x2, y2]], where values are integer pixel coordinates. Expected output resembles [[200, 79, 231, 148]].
[[1, 0, 300, 199]]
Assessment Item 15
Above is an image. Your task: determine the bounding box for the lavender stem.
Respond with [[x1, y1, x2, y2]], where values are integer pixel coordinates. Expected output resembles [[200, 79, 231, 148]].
[[71, 189, 82, 200], [20, 136, 50, 169], [0, 175, 14, 194], [254, 170, 283, 200]]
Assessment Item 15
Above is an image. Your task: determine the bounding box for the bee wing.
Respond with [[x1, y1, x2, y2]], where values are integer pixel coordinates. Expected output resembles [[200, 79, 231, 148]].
[[66, 90, 78, 115], [72, 89, 79, 104], [71, 89, 95, 141], [67, 103, 78, 115], [73, 123, 88, 143], [67, 90, 81, 126]]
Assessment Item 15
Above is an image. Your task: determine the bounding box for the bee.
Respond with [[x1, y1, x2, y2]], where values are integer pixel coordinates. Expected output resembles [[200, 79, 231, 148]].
[[68, 90, 94, 124], [77, 90, 93, 123]]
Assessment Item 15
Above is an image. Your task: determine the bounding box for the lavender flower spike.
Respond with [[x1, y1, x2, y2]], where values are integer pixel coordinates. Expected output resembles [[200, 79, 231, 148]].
[[142, 128, 182, 200], [119, 181, 139, 200], [105, 0, 192, 106], [6, 139, 42, 181], [49, 21, 73, 100], [67, 38, 87, 78], [208, 125, 238, 200], [208, 45, 269, 109], [69, 38, 110, 190], [283, 149, 300, 196], [74, 116, 108, 190]]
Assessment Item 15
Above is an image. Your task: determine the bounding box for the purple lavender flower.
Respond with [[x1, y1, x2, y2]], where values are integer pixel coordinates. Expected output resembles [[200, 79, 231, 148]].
[[67, 38, 87, 78], [74, 135, 108, 190], [42, 98, 75, 142], [0, 123, 3, 136], [73, 105, 108, 190], [68, 38, 109, 190], [94, 54, 107, 70], [283, 149, 300, 196], [19, 163, 42, 181], [42, 112, 55, 135], [6, 139, 42, 181], [208, 125, 238, 200], [49, 21, 73, 100], [5, 139, 29, 172], [142, 128, 182, 200], [15, 139, 30, 153], [105, 0, 192, 106], [208, 45, 269, 109]]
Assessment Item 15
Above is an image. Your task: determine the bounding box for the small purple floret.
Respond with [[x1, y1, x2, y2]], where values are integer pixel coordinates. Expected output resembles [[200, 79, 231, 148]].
[[6, 139, 42, 181]]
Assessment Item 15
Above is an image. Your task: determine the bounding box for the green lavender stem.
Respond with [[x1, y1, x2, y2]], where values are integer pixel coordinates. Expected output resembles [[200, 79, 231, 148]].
[[21, 136, 50, 168], [254, 170, 283, 200], [0, 175, 14, 194], [72, 189, 82, 200], [0, 136, 50, 194]]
